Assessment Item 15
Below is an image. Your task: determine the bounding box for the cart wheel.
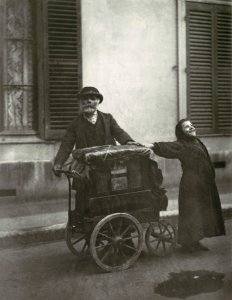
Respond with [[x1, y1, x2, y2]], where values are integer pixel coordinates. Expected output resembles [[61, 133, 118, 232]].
[[145, 220, 177, 256], [90, 213, 143, 272], [65, 222, 90, 259]]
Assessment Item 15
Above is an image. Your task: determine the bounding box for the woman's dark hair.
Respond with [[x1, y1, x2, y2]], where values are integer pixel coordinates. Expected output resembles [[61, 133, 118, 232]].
[[175, 118, 189, 141]]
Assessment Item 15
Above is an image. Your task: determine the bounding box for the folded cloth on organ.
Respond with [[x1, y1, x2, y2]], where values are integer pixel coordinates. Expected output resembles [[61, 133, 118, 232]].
[[72, 145, 152, 163]]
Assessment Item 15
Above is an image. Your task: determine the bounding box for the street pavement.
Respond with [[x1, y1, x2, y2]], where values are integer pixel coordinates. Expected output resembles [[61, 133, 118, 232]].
[[0, 219, 231, 300], [0, 183, 231, 249]]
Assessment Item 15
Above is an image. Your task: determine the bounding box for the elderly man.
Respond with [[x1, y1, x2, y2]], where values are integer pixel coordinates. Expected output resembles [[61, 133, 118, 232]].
[[53, 86, 137, 174]]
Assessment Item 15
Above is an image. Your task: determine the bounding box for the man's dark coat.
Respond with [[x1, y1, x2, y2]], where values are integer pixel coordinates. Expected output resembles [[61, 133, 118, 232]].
[[153, 139, 225, 246], [54, 111, 133, 165]]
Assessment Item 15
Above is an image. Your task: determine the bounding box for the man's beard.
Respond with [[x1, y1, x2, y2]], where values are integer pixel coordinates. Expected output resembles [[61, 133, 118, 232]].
[[81, 105, 97, 115]]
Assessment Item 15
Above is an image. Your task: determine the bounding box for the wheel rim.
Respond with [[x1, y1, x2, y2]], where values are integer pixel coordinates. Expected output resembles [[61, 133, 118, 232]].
[[145, 221, 176, 256], [90, 213, 143, 272], [65, 222, 90, 259]]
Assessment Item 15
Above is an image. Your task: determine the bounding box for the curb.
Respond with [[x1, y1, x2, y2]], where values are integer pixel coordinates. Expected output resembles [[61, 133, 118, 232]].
[[0, 207, 231, 250], [0, 224, 65, 250]]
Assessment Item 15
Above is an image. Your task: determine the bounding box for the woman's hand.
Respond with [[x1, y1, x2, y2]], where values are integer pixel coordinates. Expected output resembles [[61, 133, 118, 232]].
[[126, 141, 143, 146], [143, 143, 154, 149]]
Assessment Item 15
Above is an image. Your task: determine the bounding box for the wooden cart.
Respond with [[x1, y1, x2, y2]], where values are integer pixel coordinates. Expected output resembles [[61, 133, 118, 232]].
[[58, 145, 176, 272]]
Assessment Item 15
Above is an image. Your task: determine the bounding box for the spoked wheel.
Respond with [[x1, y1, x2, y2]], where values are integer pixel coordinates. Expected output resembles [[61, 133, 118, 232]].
[[90, 213, 143, 272], [145, 220, 177, 256], [65, 222, 90, 259]]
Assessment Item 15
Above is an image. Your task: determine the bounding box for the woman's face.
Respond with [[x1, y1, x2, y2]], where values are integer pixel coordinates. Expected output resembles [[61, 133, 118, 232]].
[[181, 120, 196, 137]]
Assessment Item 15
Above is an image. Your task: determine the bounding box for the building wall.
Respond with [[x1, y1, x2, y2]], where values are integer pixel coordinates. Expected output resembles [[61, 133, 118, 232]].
[[82, 0, 178, 143], [0, 0, 231, 201], [80, 0, 232, 189]]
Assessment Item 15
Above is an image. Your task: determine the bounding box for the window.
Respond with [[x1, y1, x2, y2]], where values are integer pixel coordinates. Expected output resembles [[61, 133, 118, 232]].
[[0, 0, 82, 139], [186, 2, 232, 135], [37, 0, 82, 139], [0, 0, 37, 134]]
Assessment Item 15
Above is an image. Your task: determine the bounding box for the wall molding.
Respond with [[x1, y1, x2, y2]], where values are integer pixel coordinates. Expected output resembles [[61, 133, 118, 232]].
[[177, 0, 188, 119], [186, 0, 232, 5]]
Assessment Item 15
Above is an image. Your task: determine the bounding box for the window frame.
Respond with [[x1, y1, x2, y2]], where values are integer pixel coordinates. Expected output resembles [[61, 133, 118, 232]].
[[0, 0, 39, 136]]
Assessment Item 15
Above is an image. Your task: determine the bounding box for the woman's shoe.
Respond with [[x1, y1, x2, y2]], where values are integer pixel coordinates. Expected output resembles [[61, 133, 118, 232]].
[[179, 242, 209, 253], [179, 245, 196, 253], [193, 242, 209, 251]]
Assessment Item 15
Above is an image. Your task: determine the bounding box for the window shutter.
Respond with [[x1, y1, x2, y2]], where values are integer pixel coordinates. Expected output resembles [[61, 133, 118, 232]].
[[186, 3, 214, 134], [42, 0, 82, 139], [216, 6, 232, 133], [186, 2, 232, 135]]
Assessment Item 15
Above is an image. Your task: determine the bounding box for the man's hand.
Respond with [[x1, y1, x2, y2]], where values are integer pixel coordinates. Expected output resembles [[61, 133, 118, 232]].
[[52, 164, 62, 177]]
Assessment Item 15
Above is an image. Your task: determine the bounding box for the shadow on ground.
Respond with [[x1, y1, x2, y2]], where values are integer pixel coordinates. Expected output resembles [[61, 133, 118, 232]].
[[154, 270, 225, 298]]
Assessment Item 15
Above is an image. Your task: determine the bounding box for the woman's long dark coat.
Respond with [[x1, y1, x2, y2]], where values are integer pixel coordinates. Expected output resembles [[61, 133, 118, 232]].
[[153, 139, 225, 246]]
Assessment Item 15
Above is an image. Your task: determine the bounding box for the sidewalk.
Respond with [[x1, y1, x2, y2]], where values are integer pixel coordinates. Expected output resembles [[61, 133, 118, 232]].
[[0, 184, 231, 249]]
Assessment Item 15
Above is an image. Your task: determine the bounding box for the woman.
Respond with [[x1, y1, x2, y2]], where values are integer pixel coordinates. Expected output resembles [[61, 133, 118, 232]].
[[150, 119, 226, 252]]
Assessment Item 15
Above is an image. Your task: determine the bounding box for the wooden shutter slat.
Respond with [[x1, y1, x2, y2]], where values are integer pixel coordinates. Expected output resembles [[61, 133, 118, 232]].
[[216, 7, 232, 132], [187, 2, 232, 134], [187, 5, 213, 133], [40, 0, 82, 138]]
